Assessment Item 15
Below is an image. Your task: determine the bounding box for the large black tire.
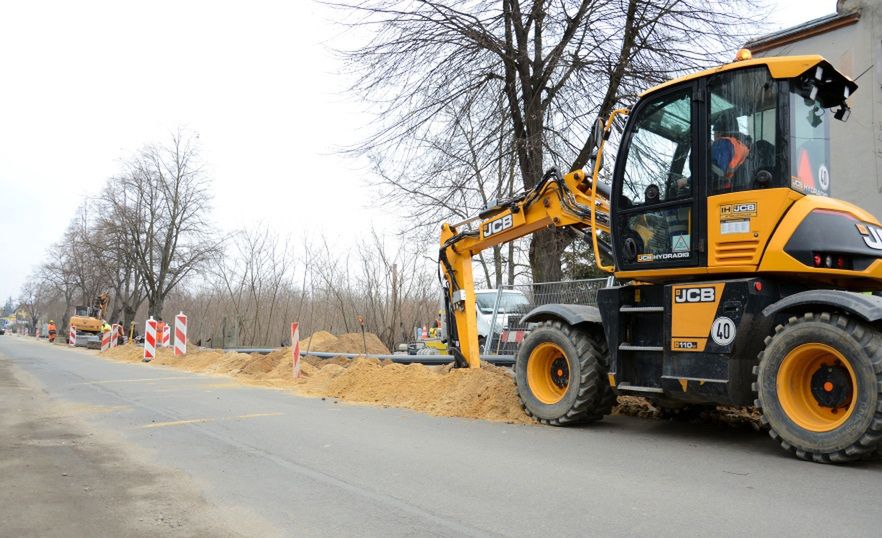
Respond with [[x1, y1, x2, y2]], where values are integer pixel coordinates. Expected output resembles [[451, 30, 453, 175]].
[[515, 320, 612, 425], [754, 312, 882, 463]]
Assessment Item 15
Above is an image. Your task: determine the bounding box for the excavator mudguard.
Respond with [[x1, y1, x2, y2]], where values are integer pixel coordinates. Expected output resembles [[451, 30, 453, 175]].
[[521, 303, 603, 326], [763, 290, 882, 323]]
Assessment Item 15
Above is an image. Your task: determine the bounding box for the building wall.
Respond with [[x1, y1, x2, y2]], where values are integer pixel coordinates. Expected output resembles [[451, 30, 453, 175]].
[[754, 1, 882, 220]]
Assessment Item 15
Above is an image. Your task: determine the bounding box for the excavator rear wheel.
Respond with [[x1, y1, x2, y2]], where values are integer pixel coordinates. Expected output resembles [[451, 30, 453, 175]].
[[754, 312, 882, 463], [516, 320, 612, 425]]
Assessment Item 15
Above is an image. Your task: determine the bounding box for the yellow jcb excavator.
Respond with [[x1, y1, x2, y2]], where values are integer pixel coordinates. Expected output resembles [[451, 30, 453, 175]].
[[440, 52, 882, 463], [69, 292, 109, 345]]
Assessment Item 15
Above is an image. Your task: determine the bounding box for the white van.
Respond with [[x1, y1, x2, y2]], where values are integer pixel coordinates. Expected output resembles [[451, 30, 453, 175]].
[[474, 289, 530, 345]]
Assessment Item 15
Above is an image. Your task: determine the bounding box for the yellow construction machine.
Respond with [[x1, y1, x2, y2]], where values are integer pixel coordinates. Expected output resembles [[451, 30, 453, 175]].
[[69, 292, 109, 344], [440, 52, 882, 462]]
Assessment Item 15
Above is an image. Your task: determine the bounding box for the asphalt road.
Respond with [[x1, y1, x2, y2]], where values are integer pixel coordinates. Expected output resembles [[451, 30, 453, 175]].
[[1, 335, 881, 537]]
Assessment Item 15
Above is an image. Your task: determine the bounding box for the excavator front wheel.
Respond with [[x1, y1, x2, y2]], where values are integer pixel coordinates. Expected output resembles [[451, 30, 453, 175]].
[[516, 320, 613, 425], [755, 312, 882, 463]]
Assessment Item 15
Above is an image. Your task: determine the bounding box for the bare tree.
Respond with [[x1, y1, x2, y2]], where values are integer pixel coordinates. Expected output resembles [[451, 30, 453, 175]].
[[336, 0, 764, 281], [104, 132, 218, 318], [39, 244, 78, 331], [18, 278, 50, 334]]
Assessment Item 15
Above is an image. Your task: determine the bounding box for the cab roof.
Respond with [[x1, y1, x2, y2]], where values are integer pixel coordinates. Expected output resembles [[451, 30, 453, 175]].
[[641, 55, 848, 97]]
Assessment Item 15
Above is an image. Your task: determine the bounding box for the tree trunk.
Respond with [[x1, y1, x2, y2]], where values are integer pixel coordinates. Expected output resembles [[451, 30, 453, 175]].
[[529, 228, 568, 283], [123, 305, 137, 331], [148, 294, 164, 320]]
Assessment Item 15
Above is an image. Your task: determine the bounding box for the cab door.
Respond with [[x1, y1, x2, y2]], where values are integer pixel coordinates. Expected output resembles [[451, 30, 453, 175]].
[[705, 67, 798, 270], [612, 83, 705, 275]]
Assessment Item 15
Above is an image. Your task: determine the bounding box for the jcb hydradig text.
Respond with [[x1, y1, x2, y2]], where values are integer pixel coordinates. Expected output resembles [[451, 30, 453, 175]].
[[439, 53, 882, 463]]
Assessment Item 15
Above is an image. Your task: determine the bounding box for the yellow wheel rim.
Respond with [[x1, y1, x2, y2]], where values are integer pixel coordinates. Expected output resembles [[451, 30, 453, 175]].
[[527, 342, 570, 404], [777, 343, 857, 432]]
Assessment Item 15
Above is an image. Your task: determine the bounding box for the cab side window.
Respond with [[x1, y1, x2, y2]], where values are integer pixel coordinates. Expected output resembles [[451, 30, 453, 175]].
[[708, 68, 780, 194], [617, 87, 696, 267], [620, 90, 692, 208]]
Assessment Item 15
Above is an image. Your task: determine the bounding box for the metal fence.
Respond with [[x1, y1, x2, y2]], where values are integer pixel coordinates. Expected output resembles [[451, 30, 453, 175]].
[[483, 277, 613, 356]]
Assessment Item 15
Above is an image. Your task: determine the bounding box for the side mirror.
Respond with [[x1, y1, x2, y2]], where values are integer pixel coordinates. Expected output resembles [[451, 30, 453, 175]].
[[586, 117, 605, 152], [585, 117, 606, 171]]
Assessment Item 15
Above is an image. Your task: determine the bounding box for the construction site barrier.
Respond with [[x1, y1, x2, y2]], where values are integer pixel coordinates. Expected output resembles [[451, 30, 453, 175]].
[[109, 324, 121, 349], [144, 317, 157, 362], [101, 329, 111, 352], [35, 328, 40, 338], [161, 323, 170, 348], [68, 326, 76, 347], [174, 312, 187, 356], [291, 322, 301, 378]]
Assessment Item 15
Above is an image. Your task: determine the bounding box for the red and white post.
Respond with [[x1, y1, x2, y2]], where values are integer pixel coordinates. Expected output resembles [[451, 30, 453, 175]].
[[68, 326, 76, 347], [144, 317, 157, 362], [161, 323, 170, 347], [174, 312, 187, 356], [100, 328, 111, 352], [109, 324, 120, 349], [291, 322, 301, 378]]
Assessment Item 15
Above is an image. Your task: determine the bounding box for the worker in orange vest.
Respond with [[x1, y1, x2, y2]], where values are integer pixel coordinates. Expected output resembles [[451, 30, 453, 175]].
[[47, 321, 57, 343], [711, 111, 750, 191]]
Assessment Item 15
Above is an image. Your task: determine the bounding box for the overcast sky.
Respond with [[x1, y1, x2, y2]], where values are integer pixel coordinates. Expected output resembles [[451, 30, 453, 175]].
[[0, 0, 838, 302]]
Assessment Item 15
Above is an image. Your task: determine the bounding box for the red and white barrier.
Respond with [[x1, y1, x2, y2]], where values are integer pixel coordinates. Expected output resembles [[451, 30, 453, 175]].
[[174, 312, 187, 356], [144, 317, 157, 362], [160, 322, 170, 347], [109, 324, 121, 349], [35, 328, 40, 338], [291, 322, 301, 378], [68, 326, 76, 347], [101, 329, 111, 352], [501, 330, 526, 344]]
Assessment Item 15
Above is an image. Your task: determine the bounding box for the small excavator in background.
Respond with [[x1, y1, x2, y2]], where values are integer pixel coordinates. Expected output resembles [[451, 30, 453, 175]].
[[439, 52, 882, 462], [69, 292, 109, 347]]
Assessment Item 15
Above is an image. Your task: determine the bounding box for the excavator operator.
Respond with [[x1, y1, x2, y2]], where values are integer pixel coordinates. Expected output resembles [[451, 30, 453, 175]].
[[711, 110, 750, 191]]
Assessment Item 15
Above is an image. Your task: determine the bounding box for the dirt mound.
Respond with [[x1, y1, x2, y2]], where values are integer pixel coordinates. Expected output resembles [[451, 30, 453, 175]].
[[295, 358, 529, 423], [97, 337, 529, 423], [301, 331, 337, 352], [307, 332, 389, 355], [96, 336, 759, 429]]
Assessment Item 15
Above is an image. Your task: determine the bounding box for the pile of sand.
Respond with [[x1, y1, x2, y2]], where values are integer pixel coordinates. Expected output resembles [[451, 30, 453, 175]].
[[98, 331, 761, 429], [99, 331, 528, 423], [295, 359, 529, 423], [303, 331, 390, 355]]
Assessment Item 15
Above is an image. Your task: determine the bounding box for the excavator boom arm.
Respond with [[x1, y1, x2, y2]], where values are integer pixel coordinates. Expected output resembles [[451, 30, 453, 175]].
[[439, 168, 611, 368]]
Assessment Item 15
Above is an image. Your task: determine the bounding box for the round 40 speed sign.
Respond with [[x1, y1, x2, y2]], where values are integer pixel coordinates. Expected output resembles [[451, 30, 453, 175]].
[[711, 317, 736, 346]]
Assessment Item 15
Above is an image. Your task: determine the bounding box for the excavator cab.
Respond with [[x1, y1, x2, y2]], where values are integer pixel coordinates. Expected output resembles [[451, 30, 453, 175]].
[[610, 56, 864, 284]]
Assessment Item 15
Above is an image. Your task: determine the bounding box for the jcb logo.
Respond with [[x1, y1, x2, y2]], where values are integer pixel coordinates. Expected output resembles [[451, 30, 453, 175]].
[[674, 287, 716, 303], [721, 202, 757, 220], [857, 223, 882, 250], [483, 214, 513, 238]]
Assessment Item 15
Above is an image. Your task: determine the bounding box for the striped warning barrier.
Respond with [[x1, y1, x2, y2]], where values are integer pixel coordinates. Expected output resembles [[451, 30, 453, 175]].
[[109, 324, 121, 349], [68, 326, 76, 347], [101, 328, 111, 352], [35, 328, 40, 338], [143, 318, 157, 362], [174, 312, 187, 356], [500, 330, 527, 344], [291, 322, 301, 378]]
